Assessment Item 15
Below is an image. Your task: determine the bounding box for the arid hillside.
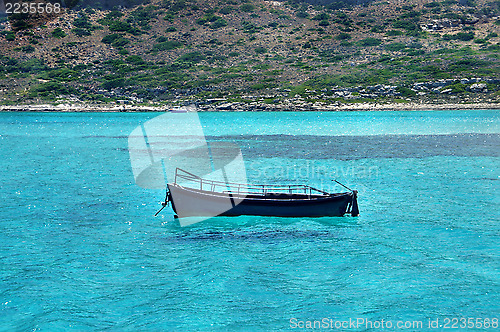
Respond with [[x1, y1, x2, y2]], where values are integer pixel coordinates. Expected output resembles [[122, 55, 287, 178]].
[[0, 0, 499, 108]]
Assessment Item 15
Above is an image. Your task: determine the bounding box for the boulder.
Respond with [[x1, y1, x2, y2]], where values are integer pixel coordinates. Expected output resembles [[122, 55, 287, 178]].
[[469, 83, 487, 92]]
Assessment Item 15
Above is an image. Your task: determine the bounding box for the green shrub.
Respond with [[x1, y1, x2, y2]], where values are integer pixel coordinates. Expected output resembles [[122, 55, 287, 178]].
[[16, 45, 35, 53], [109, 20, 133, 32], [31, 82, 76, 96], [102, 33, 121, 44], [312, 12, 329, 21], [241, 21, 262, 33], [446, 82, 467, 93], [6, 58, 46, 73], [101, 78, 126, 89], [98, 13, 121, 25], [318, 20, 329, 26], [405, 49, 425, 56], [397, 86, 416, 97], [336, 32, 351, 40], [320, 52, 345, 62], [296, 11, 308, 18], [255, 47, 267, 54], [112, 37, 130, 48], [152, 40, 183, 51], [73, 14, 92, 30], [210, 18, 227, 29], [73, 28, 91, 37], [164, 13, 174, 22], [448, 58, 487, 72], [196, 14, 224, 25], [165, 0, 189, 12], [359, 38, 382, 46], [52, 28, 66, 38], [377, 54, 392, 63], [250, 83, 267, 90], [240, 4, 255, 12], [206, 38, 222, 45], [128, 5, 156, 29], [165, 26, 177, 32], [456, 32, 475, 41], [399, 10, 421, 20], [219, 6, 233, 14], [105, 11, 123, 20], [424, 2, 441, 7], [462, 0, 476, 6], [73, 64, 89, 71], [371, 25, 385, 33], [393, 20, 419, 31], [125, 55, 145, 65], [440, 12, 465, 21], [386, 42, 406, 51], [38, 68, 78, 81], [419, 65, 450, 79], [443, 32, 475, 41], [10, 13, 32, 30], [404, 49, 425, 56], [337, 12, 348, 19], [4, 31, 15, 41], [177, 51, 205, 63]]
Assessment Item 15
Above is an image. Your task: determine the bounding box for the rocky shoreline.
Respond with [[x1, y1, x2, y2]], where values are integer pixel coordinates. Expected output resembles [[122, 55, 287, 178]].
[[1, 102, 499, 112]]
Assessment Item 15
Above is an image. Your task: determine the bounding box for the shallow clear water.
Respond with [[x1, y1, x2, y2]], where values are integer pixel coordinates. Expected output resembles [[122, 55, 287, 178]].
[[0, 110, 499, 330]]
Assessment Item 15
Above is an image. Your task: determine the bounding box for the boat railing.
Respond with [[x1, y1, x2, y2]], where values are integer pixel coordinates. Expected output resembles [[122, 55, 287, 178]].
[[174, 168, 330, 197]]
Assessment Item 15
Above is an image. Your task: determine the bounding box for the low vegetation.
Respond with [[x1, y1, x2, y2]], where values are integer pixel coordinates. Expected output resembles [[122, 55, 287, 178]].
[[0, 0, 498, 105]]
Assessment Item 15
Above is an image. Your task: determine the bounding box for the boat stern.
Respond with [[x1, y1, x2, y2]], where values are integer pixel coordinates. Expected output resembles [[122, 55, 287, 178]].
[[350, 190, 359, 217]]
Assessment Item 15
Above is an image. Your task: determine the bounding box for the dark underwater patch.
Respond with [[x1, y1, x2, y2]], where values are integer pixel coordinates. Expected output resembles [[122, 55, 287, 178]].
[[207, 133, 500, 160]]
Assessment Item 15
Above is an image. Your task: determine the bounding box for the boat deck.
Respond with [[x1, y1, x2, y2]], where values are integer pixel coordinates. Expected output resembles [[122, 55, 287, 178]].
[[173, 168, 333, 199]]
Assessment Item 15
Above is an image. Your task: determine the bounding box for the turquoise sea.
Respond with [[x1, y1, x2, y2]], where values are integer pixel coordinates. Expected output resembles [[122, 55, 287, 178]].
[[0, 110, 499, 331]]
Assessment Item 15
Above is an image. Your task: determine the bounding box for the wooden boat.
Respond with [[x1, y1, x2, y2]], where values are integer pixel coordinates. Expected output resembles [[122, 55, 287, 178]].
[[158, 168, 359, 219]]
